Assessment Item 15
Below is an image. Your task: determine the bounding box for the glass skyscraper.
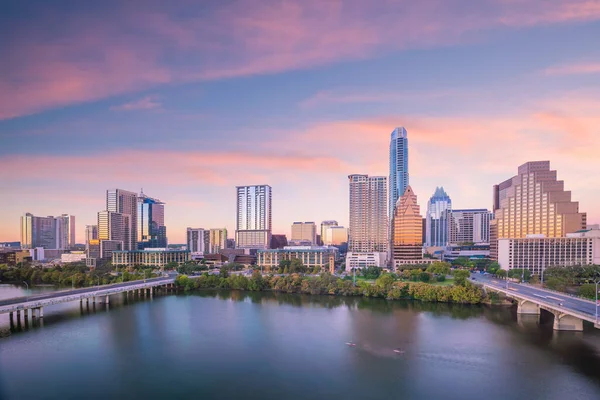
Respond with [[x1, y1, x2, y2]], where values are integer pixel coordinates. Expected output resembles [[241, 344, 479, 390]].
[[425, 187, 452, 247], [235, 185, 272, 249], [137, 192, 167, 249], [389, 127, 409, 220]]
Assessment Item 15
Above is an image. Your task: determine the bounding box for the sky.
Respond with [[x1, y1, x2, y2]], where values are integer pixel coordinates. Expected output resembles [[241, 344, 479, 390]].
[[1, 0, 599, 244]]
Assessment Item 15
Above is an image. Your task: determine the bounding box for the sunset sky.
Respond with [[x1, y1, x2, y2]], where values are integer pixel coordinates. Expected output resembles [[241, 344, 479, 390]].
[[1, 0, 599, 244]]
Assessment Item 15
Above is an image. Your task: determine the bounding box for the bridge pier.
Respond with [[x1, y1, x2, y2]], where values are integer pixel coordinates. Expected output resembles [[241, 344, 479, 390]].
[[517, 300, 540, 315], [553, 313, 583, 331], [105, 295, 109, 304]]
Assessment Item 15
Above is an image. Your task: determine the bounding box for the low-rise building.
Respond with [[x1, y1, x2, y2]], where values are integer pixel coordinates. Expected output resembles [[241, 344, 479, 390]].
[[442, 244, 490, 262], [61, 251, 87, 263], [258, 246, 337, 272], [112, 248, 191, 268], [498, 229, 600, 275], [345, 252, 387, 271]]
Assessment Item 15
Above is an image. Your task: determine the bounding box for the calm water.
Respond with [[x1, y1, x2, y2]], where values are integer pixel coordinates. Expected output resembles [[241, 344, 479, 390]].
[[1, 285, 600, 400]]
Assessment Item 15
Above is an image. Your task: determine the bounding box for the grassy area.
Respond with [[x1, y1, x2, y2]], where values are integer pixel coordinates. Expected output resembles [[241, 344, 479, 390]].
[[431, 278, 455, 286]]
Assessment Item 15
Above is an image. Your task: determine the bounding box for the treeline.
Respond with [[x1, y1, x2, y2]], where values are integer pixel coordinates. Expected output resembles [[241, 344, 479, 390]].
[[0, 263, 158, 288], [175, 270, 484, 304], [542, 265, 600, 299]]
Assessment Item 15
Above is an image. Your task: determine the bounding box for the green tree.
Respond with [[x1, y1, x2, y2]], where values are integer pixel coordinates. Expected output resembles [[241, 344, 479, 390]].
[[495, 269, 507, 278], [426, 261, 451, 276], [375, 273, 395, 292], [452, 269, 470, 286], [577, 283, 597, 299]]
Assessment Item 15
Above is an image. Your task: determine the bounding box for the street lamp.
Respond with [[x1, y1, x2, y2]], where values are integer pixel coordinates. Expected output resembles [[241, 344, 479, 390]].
[[22, 281, 29, 290], [594, 277, 600, 324]]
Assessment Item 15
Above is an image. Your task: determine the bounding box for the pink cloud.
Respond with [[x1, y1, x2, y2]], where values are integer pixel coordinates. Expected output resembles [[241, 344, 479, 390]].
[[110, 96, 162, 111], [2, 0, 600, 119], [542, 62, 600, 75]]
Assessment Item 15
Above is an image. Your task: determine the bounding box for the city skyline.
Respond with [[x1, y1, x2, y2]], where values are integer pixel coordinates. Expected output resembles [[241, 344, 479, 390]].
[[2, 1, 600, 243]]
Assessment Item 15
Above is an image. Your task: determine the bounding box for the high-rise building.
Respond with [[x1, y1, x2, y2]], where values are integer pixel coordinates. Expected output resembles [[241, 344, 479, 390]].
[[235, 185, 272, 249], [320, 221, 338, 245], [448, 209, 493, 244], [20, 213, 75, 250], [187, 228, 209, 254], [425, 187, 452, 247], [491, 161, 587, 259], [322, 226, 348, 246], [392, 186, 423, 264], [291, 222, 317, 245], [85, 225, 98, 245], [106, 189, 138, 250], [389, 127, 409, 221], [98, 211, 130, 250], [137, 192, 167, 249], [209, 228, 227, 253], [348, 174, 388, 253]]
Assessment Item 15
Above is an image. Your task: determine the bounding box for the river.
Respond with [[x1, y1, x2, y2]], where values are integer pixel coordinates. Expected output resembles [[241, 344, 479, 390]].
[[1, 284, 600, 399]]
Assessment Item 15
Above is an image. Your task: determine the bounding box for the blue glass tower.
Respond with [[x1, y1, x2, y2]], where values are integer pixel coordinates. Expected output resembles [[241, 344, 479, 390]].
[[389, 127, 409, 219], [137, 192, 167, 249], [425, 187, 452, 247]]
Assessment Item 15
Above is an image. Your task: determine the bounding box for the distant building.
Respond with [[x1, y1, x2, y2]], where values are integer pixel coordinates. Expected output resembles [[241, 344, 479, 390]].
[[448, 209, 493, 244], [61, 252, 86, 263], [106, 189, 138, 250], [291, 222, 317, 245], [85, 225, 98, 247], [112, 248, 190, 268], [0, 250, 32, 266], [498, 229, 600, 275], [442, 244, 490, 262], [348, 174, 388, 253], [209, 228, 227, 253], [389, 127, 409, 222], [320, 221, 338, 245], [87, 239, 101, 260], [257, 246, 337, 272], [20, 213, 75, 250], [187, 228, 209, 255], [425, 187, 451, 247], [137, 192, 167, 249], [322, 226, 348, 246], [270, 234, 288, 249], [392, 186, 424, 266], [345, 252, 387, 270], [99, 240, 122, 259], [0, 242, 21, 249], [491, 161, 587, 259], [235, 185, 272, 249], [226, 238, 236, 249]]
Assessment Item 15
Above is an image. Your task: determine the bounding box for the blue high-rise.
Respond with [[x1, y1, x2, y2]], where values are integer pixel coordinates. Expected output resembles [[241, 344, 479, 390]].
[[425, 187, 452, 247], [389, 127, 409, 219], [137, 192, 167, 249]]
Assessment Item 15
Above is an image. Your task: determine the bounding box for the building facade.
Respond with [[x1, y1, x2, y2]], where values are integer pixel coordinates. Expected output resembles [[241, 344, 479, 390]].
[[257, 246, 337, 272], [498, 229, 600, 275], [323, 226, 348, 246], [320, 221, 338, 245], [20, 213, 75, 250], [491, 161, 587, 259], [389, 127, 409, 221], [112, 249, 191, 268], [85, 225, 98, 245], [348, 174, 388, 253], [291, 222, 317, 245], [137, 192, 167, 249], [345, 252, 387, 270], [98, 210, 130, 251], [392, 186, 424, 265], [209, 228, 227, 253], [425, 187, 452, 247], [187, 228, 209, 255], [106, 189, 138, 250], [448, 209, 493, 245], [235, 185, 272, 249], [270, 234, 288, 249]]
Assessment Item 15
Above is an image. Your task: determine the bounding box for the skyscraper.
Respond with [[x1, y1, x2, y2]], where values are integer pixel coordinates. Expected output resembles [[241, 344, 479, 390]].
[[137, 192, 167, 249], [425, 187, 452, 247], [187, 228, 209, 254], [323, 226, 348, 246], [320, 221, 338, 245], [291, 222, 317, 245], [235, 185, 272, 249], [448, 209, 493, 244], [209, 228, 227, 253], [348, 174, 388, 253], [392, 186, 423, 264], [20, 213, 75, 249], [106, 189, 138, 250], [97, 211, 128, 248], [389, 127, 409, 220], [491, 161, 587, 259]]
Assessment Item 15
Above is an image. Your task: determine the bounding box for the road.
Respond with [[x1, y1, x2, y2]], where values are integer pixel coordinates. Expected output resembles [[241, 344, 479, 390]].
[[471, 273, 598, 317], [0, 276, 173, 307]]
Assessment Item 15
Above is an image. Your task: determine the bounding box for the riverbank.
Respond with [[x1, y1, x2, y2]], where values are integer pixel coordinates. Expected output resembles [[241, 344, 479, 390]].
[[175, 272, 487, 305]]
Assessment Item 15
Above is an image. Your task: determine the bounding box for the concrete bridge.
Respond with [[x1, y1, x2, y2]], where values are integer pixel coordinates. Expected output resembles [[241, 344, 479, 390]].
[[0, 276, 178, 325], [471, 274, 600, 332]]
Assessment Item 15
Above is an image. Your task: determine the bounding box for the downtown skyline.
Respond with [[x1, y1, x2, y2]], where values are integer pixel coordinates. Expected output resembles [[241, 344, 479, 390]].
[[2, 0, 600, 243]]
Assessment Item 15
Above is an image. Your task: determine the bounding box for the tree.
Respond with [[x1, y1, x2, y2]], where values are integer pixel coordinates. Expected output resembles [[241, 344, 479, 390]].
[[375, 274, 395, 292], [419, 272, 431, 283], [486, 262, 500, 275], [495, 269, 507, 278], [452, 269, 470, 286], [578, 283, 597, 300], [426, 261, 451, 276], [508, 268, 531, 282]]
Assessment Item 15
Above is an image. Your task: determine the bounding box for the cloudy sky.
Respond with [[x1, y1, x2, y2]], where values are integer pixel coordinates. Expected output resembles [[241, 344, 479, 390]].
[[1, 0, 599, 243]]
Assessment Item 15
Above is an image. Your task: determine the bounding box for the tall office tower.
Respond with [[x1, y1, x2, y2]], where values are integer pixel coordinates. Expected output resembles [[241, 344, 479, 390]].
[[20, 213, 56, 249], [209, 228, 227, 253], [392, 186, 423, 262], [490, 161, 587, 259], [389, 127, 409, 221], [448, 209, 494, 244], [98, 211, 129, 245], [137, 192, 167, 249], [323, 226, 349, 246], [55, 214, 76, 249], [85, 225, 98, 251], [106, 189, 138, 250], [320, 221, 338, 245], [291, 222, 317, 245], [425, 187, 452, 247], [187, 228, 209, 254], [348, 175, 388, 253], [235, 185, 272, 249]]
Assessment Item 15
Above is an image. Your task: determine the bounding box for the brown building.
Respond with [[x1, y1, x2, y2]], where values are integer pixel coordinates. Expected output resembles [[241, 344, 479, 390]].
[[491, 161, 587, 259], [392, 186, 424, 266]]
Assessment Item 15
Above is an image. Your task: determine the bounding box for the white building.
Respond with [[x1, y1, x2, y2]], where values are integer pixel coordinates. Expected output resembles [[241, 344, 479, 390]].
[[345, 252, 387, 270], [498, 229, 600, 275], [187, 228, 209, 256], [348, 175, 388, 253], [61, 252, 86, 263], [235, 185, 272, 249], [323, 226, 348, 246], [291, 222, 317, 245]]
